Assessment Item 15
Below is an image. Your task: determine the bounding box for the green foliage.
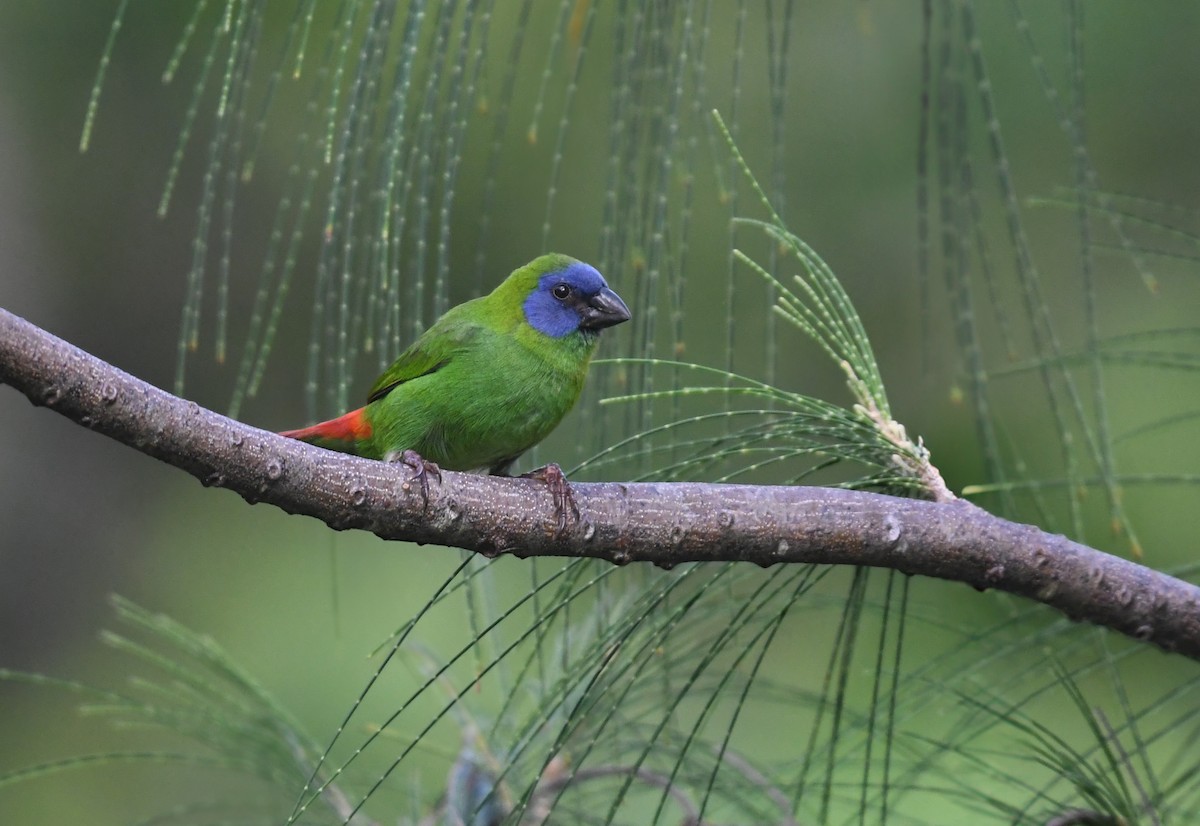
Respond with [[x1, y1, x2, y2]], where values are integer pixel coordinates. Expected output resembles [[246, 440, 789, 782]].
[[1, 596, 324, 823], [592, 112, 951, 501]]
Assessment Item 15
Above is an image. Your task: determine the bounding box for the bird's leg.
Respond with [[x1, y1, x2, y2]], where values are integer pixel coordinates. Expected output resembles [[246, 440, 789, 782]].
[[386, 449, 442, 509], [520, 463, 580, 536]]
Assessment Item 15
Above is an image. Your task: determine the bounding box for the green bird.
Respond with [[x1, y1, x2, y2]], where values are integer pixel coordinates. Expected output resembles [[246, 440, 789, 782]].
[[279, 253, 630, 526]]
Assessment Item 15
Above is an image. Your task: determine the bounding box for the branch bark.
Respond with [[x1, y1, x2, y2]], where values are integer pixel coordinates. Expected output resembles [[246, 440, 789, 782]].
[[3, 307, 1199, 659]]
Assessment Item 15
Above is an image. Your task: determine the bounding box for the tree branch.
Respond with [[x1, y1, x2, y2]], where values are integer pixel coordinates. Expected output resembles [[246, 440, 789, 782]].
[[3, 307, 1199, 659]]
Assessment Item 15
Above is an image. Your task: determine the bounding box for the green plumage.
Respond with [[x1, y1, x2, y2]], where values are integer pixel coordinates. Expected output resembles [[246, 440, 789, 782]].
[[280, 254, 629, 474]]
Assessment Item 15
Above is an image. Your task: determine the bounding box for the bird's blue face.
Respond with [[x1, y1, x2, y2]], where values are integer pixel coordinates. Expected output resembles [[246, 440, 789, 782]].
[[523, 261, 631, 338]]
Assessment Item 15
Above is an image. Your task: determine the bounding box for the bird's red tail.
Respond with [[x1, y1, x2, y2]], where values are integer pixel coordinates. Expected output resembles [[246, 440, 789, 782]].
[[279, 407, 373, 452]]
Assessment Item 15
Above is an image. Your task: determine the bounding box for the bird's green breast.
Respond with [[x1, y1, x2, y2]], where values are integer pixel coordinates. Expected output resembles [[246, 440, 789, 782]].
[[361, 317, 598, 471]]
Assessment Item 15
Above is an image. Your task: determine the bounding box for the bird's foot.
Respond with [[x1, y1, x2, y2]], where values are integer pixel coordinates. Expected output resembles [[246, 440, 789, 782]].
[[388, 449, 442, 509], [521, 463, 579, 537]]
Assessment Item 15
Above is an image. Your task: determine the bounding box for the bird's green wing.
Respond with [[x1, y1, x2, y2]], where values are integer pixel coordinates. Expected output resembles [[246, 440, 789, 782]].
[[366, 308, 482, 403]]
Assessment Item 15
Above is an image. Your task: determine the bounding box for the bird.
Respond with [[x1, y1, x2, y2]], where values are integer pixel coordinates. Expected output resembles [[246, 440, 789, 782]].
[[279, 253, 630, 531]]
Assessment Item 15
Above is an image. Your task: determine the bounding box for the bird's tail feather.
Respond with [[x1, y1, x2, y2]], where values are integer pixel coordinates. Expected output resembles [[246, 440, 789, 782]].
[[279, 407, 372, 453]]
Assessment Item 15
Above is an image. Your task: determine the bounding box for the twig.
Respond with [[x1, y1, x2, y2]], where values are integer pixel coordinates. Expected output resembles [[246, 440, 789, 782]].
[[1045, 809, 1121, 826], [717, 748, 801, 826], [533, 764, 702, 825]]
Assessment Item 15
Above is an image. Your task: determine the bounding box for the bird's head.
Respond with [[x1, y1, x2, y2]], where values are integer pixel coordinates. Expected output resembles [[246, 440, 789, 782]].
[[519, 255, 631, 339]]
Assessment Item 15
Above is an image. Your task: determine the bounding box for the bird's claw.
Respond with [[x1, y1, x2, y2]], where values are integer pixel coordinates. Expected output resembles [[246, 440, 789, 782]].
[[521, 463, 579, 537], [389, 449, 442, 509]]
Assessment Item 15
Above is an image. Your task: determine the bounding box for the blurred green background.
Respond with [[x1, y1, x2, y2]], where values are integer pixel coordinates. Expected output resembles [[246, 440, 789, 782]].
[[2, 2, 1199, 823]]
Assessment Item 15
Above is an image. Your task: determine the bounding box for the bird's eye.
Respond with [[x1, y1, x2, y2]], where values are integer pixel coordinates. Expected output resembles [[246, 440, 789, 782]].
[[552, 283, 571, 300]]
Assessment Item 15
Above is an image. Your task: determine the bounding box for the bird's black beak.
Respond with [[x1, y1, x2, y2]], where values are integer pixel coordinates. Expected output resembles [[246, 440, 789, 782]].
[[581, 286, 631, 331]]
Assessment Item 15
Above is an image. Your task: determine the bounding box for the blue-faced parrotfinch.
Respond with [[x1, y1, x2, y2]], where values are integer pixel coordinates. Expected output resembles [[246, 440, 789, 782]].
[[279, 253, 630, 530]]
